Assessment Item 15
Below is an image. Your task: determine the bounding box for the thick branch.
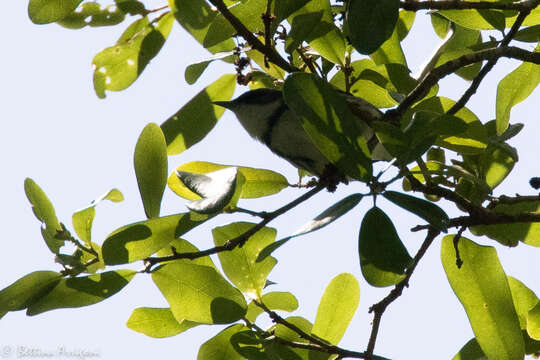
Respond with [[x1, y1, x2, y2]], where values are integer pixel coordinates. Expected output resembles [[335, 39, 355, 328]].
[[389, 46, 540, 119], [144, 184, 325, 270], [404, 171, 483, 216], [207, 0, 298, 73], [365, 229, 440, 358], [411, 211, 540, 232], [400, 0, 537, 11], [447, 7, 532, 114]]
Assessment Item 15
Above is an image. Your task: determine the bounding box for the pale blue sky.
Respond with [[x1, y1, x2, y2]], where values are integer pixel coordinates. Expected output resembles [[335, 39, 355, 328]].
[[2, 2, 540, 359]]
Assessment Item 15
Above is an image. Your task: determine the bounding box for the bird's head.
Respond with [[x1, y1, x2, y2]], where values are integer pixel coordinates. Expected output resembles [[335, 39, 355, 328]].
[[213, 88, 286, 141]]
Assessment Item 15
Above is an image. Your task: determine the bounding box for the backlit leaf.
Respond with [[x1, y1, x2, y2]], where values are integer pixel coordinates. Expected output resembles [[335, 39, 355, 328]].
[[197, 324, 248, 360], [470, 201, 540, 247], [312, 273, 360, 345], [102, 212, 210, 265], [24, 178, 64, 254], [161, 74, 236, 155], [496, 55, 540, 135], [0, 271, 62, 312], [134, 123, 168, 219], [27, 270, 136, 315], [212, 222, 277, 298], [28, 0, 82, 24], [441, 235, 524, 360], [127, 307, 199, 338], [245, 291, 298, 322], [92, 13, 174, 98], [152, 262, 247, 324]]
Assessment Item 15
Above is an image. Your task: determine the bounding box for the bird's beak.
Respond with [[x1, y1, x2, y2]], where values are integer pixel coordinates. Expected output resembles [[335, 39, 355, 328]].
[[213, 100, 231, 109]]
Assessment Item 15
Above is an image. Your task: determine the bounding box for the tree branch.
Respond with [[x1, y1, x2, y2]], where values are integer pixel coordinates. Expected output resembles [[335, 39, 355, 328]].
[[447, 7, 532, 115], [365, 228, 440, 359], [400, 0, 538, 11], [254, 300, 391, 360], [143, 183, 325, 270], [387, 46, 540, 120], [207, 0, 298, 73]]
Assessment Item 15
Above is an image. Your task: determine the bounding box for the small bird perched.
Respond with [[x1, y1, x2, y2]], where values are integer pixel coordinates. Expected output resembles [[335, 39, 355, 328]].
[[214, 88, 389, 179]]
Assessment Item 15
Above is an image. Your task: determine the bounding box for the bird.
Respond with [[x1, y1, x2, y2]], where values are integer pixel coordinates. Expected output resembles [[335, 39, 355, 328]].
[[214, 88, 390, 179]]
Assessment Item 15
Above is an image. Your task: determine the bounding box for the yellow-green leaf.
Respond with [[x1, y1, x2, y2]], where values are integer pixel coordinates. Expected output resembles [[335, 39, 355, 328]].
[[127, 307, 199, 338], [27, 270, 136, 315], [441, 235, 524, 360], [134, 123, 168, 219], [312, 273, 360, 345]]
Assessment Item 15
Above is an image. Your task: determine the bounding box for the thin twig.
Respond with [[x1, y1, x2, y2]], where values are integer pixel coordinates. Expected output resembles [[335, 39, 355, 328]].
[[388, 46, 540, 120], [207, 0, 298, 73], [400, 0, 537, 11], [452, 226, 466, 268], [254, 300, 391, 360], [143, 184, 325, 270], [366, 228, 440, 358]]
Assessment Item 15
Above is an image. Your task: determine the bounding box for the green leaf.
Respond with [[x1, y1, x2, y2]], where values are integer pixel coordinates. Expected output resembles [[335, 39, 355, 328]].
[[470, 201, 540, 247], [0, 271, 62, 312], [481, 143, 516, 189], [283, 73, 372, 181], [152, 262, 247, 324], [185, 53, 235, 84], [157, 238, 217, 269], [369, 23, 406, 66], [288, 0, 346, 65], [92, 13, 174, 98], [245, 291, 299, 322], [496, 56, 540, 135], [72, 188, 124, 245], [312, 273, 360, 345], [429, 25, 483, 81], [358, 207, 412, 287], [438, 9, 509, 30], [27, 270, 136, 315], [102, 212, 210, 265], [330, 60, 417, 107], [409, 97, 488, 154], [160, 74, 236, 155], [24, 178, 64, 254], [134, 123, 168, 219], [57, 1, 135, 29], [454, 331, 540, 360], [452, 337, 488, 360], [168, 161, 288, 199], [126, 307, 199, 338], [168, 0, 235, 53], [176, 167, 241, 214], [508, 276, 539, 329], [28, 0, 82, 24], [528, 303, 540, 340], [198, 324, 248, 360], [346, 0, 399, 55], [383, 191, 449, 231], [515, 25, 540, 42], [441, 235, 525, 360], [212, 222, 277, 298]]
